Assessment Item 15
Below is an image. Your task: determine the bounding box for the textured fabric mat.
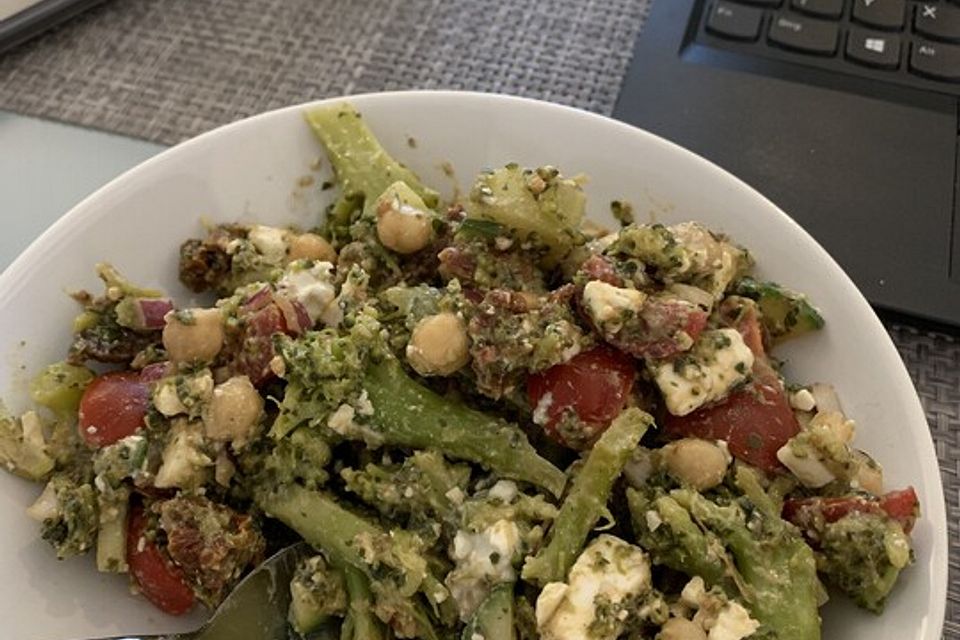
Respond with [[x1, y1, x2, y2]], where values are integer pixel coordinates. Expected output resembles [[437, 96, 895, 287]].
[[0, 0, 649, 145], [0, 1, 958, 637]]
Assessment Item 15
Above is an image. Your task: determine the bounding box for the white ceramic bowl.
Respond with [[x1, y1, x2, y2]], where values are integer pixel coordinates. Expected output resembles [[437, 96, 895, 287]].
[[0, 92, 946, 640]]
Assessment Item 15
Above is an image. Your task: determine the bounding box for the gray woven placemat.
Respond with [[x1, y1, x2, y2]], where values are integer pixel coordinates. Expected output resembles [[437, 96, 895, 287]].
[[1, 0, 958, 636], [0, 0, 650, 145]]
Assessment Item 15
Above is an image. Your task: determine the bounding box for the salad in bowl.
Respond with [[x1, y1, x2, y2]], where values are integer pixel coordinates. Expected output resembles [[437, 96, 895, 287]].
[[0, 97, 942, 640]]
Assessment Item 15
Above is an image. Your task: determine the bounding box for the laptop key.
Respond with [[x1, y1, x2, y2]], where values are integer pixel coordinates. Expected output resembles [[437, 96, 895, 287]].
[[852, 0, 907, 30], [791, 0, 844, 18], [846, 27, 902, 67], [768, 13, 840, 53], [707, 1, 764, 40], [915, 3, 960, 43], [909, 40, 960, 80]]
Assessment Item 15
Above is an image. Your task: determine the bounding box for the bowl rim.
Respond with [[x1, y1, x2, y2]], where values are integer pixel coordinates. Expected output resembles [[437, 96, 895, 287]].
[[0, 90, 947, 636]]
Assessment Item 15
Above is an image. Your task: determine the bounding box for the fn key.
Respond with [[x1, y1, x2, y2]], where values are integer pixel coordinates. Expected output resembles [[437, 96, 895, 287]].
[[707, 1, 763, 41]]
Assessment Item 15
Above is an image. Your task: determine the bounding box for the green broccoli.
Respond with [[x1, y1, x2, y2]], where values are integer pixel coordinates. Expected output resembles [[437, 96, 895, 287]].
[[628, 466, 822, 640], [341, 450, 470, 524], [305, 102, 439, 246], [288, 554, 348, 635], [27, 474, 99, 559], [817, 513, 912, 613], [522, 408, 653, 586]]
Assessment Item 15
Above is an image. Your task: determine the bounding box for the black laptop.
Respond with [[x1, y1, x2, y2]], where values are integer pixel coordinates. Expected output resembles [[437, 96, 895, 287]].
[[614, 0, 960, 326]]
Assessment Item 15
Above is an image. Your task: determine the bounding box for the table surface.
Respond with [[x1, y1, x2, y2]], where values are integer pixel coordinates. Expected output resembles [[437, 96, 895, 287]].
[[0, 110, 163, 268]]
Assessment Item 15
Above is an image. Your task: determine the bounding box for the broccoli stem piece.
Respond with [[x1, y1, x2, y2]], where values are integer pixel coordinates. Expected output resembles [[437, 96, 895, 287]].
[[362, 358, 567, 497], [342, 565, 386, 640], [255, 484, 446, 617], [462, 583, 515, 640], [341, 450, 469, 522], [679, 487, 820, 640], [305, 102, 439, 237], [95, 487, 129, 573], [522, 408, 653, 585], [626, 488, 729, 588], [634, 466, 820, 640]]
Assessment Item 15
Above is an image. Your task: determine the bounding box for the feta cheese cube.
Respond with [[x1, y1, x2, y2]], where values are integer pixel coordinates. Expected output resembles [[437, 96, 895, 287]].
[[536, 535, 651, 640], [582, 280, 647, 334], [650, 329, 754, 416]]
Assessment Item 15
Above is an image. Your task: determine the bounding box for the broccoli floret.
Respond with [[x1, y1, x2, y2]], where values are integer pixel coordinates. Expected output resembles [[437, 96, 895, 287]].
[[607, 222, 751, 297], [93, 434, 148, 489], [270, 306, 382, 440], [341, 450, 470, 525], [305, 102, 439, 247], [288, 554, 348, 635], [818, 512, 913, 613], [27, 474, 99, 559], [261, 426, 333, 490], [628, 466, 822, 640]]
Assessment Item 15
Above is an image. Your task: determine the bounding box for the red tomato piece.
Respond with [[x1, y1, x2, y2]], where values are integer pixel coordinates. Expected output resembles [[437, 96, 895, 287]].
[[527, 345, 637, 448], [662, 360, 799, 471], [783, 487, 919, 534], [127, 505, 195, 616], [78, 371, 150, 447]]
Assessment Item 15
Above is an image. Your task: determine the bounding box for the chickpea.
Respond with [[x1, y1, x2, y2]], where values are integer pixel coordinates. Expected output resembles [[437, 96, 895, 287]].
[[658, 617, 707, 640], [376, 196, 434, 254], [162, 308, 224, 363], [406, 312, 470, 377], [662, 438, 729, 491], [288, 232, 337, 263], [204, 376, 263, 445]]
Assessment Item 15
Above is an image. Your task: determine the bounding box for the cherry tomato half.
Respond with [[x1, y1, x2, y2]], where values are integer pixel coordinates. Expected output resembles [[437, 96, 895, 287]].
[[78, 371, 150, 447], [528, 345, 637, 448], [127, 505, 195, 616], [662, 360, 799, 472], [783, 487, 919, 534]]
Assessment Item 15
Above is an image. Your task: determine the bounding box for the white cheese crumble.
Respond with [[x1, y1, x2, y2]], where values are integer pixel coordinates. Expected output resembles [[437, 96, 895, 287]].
[[536, 534, 651, 640], [650, 328, 754, 416], [154, 420, 213, 489], [776, 443, 836, 488], [278, 261, 341, 326], [789, 388, 817, 412], [487, 480, 518, 504], [680, 576, 759, 640], [327, 404, 357, 436], [532, 391, 554, 427], [705, 601, 759, 640], [582, 280, 647, 334], [248, 225, 289, 263], [776, 410, 856, 488], [446, 519, 522, 620]]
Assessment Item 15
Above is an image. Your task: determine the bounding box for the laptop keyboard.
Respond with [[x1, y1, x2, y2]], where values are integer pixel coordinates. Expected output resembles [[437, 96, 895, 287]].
[[696, 0, 960, 95]]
